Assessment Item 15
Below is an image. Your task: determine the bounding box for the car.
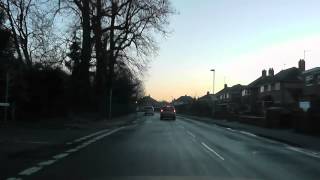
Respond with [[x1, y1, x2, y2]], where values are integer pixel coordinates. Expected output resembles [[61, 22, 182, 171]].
[[143, 106, 154, 116], [160, 106, 176, 120]]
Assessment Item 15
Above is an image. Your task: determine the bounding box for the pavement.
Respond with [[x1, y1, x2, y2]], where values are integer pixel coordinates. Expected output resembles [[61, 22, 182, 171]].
[[2, 112, 320, 180], [177, 114, 320, 152]]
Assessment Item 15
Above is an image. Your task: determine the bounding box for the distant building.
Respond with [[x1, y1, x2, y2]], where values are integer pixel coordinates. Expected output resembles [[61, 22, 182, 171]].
[[215, 84, 245, 113], [197, 91, 217, 103], [172, 95, 193, 106], [241, 59, 305, 115], [138, 95, 160, 108]]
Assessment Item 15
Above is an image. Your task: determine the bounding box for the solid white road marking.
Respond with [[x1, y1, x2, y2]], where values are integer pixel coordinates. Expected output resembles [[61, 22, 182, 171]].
[[226, 128, 236, 132], [286, 146, 320, 159], [53, 153, 69, 159], [186, 131, 196, 138], [19, 166, 42, 176], [6, 178, 22, 180], [239, 131, 257, 137], [201, 142, 225, 160], [38, 160, 56, 166]]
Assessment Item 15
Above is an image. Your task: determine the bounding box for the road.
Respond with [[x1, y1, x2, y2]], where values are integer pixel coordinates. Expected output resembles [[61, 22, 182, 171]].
[[6, 113, 320, 180]]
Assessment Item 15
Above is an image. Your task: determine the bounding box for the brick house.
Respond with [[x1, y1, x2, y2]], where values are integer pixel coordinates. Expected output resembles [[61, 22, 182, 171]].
[[300, 67, 320, 108], [215, 84, 245, 114], [241, 60, 305, 115]]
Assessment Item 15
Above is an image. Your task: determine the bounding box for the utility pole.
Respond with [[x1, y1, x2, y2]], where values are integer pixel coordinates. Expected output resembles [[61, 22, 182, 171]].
[[210, 69, 215, 94]]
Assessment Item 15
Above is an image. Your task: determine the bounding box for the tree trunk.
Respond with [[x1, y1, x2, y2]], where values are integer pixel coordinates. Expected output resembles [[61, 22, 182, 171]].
[[106, 2, 117, 120], [94, 0, 107, 117], [77, 0, 92, 108]]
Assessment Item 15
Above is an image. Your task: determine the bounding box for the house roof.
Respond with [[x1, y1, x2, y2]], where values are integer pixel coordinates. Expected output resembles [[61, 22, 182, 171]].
[[173, 95, 193, 104], [216, 84, 244, 96], [247, 67, 302, 88], [302, 67, 320, 75], [198, 94, 216, 101]]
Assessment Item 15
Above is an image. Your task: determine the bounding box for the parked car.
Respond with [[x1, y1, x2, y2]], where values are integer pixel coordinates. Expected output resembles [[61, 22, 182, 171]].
[[143, 106, 154, 116], [160, 106, 176, 120]]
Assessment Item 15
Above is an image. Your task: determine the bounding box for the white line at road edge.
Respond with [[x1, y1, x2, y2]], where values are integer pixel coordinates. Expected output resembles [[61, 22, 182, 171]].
[[13, 127, 125, 179], [239, 131, 257, 137], [201, 142, 225, 160], [286, 146, 320, 159], [186, 131, 196, 138]]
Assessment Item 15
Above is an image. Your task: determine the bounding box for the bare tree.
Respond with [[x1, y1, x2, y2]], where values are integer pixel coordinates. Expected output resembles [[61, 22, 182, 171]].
[[0, 0, 66, 67], [102, 0, 174, 119]]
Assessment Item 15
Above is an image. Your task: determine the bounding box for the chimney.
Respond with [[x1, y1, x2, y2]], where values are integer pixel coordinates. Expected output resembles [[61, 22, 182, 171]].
[[224, 84, 228, 89], [298, 59, 305, 71], [262, 69, 267, 78], [268, 68, 274, 76]]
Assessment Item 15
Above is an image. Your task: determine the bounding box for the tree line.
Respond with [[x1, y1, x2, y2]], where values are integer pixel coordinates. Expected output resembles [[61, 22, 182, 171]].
[[0, 0, 174, 120]]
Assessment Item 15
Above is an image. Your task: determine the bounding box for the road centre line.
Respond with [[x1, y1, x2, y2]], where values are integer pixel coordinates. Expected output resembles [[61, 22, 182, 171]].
[[53, 153, 69, 159], [186, 131, 196, 138], [18, 166, 42, 176], [38, 160, 56, 166], [73, 128, 110, 143], [201, 142, 225, 160]]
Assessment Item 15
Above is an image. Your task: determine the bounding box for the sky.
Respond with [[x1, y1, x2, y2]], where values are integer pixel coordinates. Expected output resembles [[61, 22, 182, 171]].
[[144, 0, 320, 101]]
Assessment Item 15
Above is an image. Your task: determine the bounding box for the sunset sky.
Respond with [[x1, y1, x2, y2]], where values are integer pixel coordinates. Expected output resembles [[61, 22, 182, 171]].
[[144, 0, 320, 101]]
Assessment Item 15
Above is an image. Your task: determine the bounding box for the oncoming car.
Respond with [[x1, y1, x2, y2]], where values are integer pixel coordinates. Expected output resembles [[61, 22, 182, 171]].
[[160, 106, 176, 120], [143, 106, 154, 116]]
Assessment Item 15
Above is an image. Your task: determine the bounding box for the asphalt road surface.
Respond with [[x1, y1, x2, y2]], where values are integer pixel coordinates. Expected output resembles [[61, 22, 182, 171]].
[[8, 113, 320, 180]]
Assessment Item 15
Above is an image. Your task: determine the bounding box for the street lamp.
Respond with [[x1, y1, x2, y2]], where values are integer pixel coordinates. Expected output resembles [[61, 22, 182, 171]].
[[210, 69, 215, 94]]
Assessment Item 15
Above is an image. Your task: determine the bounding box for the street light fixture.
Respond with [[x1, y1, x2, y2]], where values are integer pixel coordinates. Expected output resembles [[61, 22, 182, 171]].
[[210, 69, 215, 94]]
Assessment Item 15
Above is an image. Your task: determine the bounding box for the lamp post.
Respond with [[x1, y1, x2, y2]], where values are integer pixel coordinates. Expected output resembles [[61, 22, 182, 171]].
[[210, 69, 215, 94]]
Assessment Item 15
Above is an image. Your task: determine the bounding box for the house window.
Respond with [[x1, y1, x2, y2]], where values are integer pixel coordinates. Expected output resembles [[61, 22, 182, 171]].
[[317, 75, 320, 84], [271, 84, 275, 90], [260, 86, 264, 93], [306, 75, 313, 86], [226, 93, 230, 99], [267, 84, 271, 91], [242, 90, 245, 96], [275, 82, 281, 90]]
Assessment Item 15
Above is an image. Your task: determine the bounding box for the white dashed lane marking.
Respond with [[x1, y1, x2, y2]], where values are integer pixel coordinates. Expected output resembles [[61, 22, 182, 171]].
[[201, 142, 225, 161], [53, 153, 69, 159], [38, 160, 56, 166], [18, 166, 42, 176], [186, 131, 196, 138], [7, 126, 126, 179]]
